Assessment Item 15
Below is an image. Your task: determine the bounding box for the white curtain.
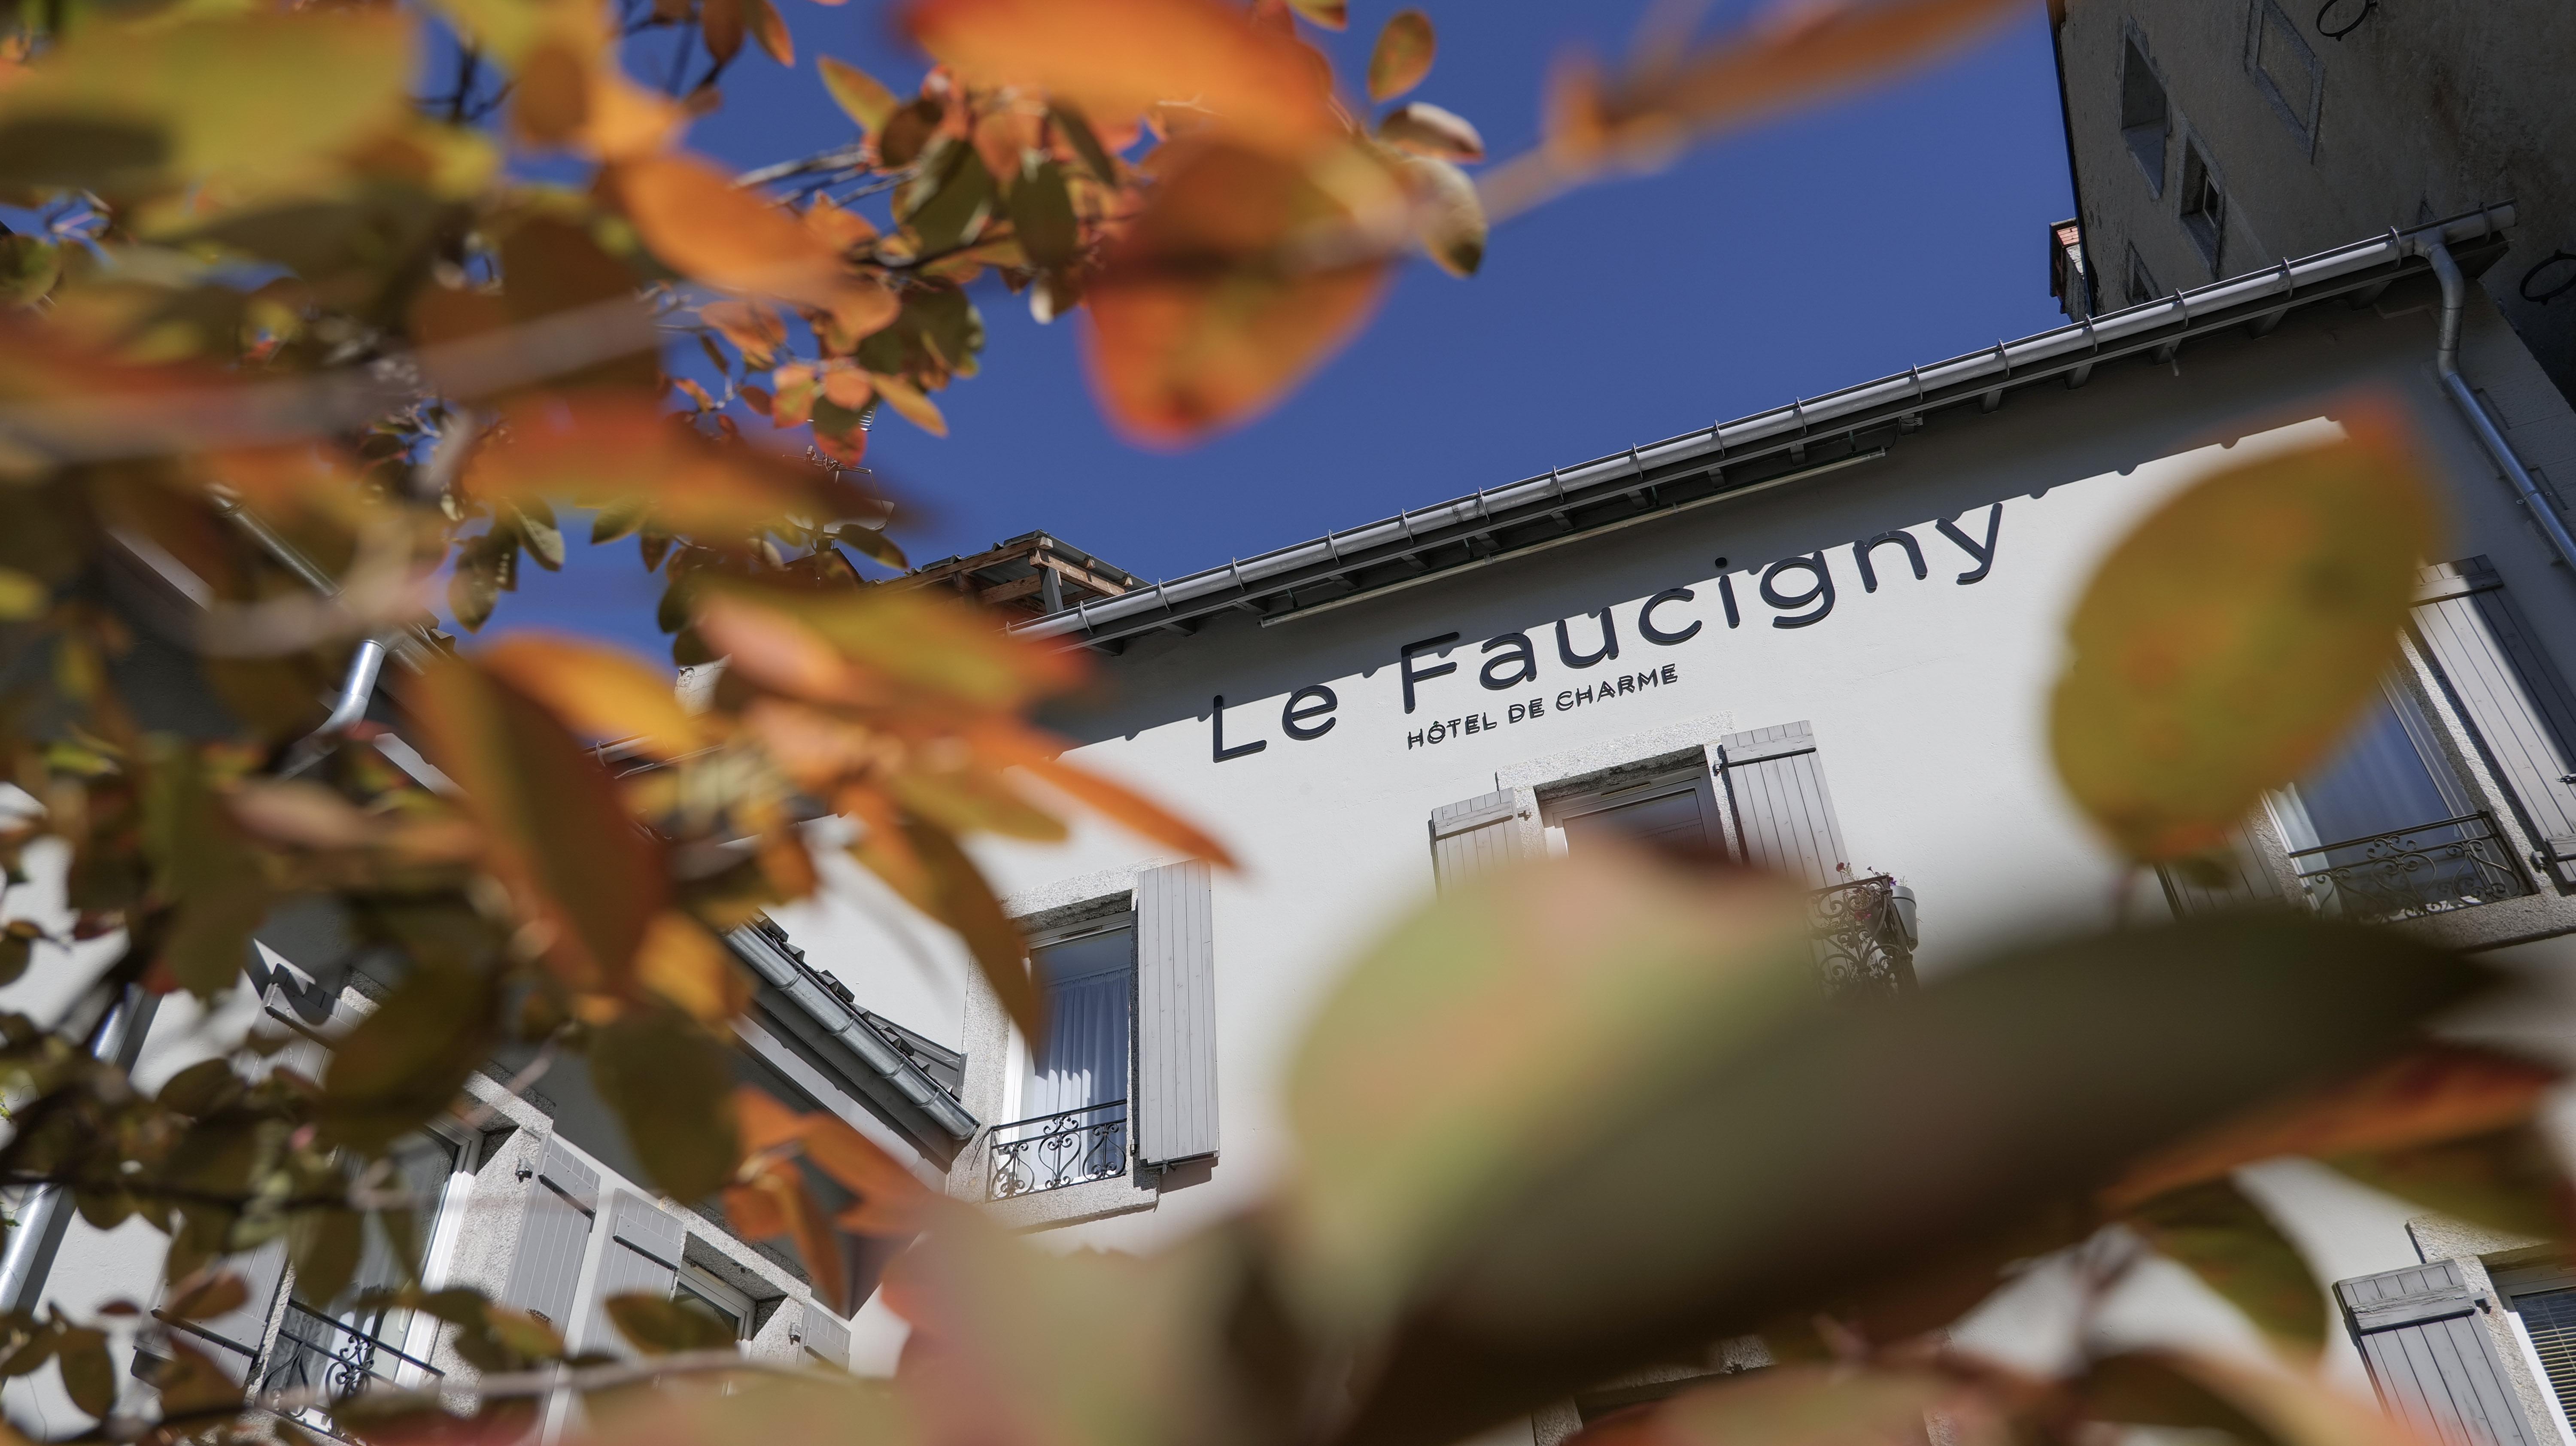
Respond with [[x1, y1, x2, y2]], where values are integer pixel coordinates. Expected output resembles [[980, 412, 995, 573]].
[[1024, 930, 1133, 1118]]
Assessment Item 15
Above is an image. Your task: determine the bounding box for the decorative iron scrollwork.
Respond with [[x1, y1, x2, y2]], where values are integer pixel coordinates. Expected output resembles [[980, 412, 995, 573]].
[[987, 1100, 1131, 1200], [2290, 812, 2531, 924], [1810, 875, 1917, 996]]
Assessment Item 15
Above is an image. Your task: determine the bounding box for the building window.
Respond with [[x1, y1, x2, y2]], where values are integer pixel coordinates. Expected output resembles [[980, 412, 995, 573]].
[[2490, 1262, 2576, 1434], [2119, 34, 2170, 194], [2126, 244, 2160, 307], [2246, 0, 2323, 151], [990, 917, 1135, 1199], [674, 1261, 757, 1343], [1540, 755, 1725, 859], [2179, 142, 2225, 270], [2269, 685, 2531, 922]]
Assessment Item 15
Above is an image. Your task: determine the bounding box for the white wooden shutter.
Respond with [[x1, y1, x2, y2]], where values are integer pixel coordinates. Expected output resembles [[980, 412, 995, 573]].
[[1133, 861, 1217, 1167], [582, 1194, 685, 1357], [501, 1138, 597, 1333], [1430, 791, 1525, 891], [2414, 558, 2576, 884], [798, 1303, 851, 1367], [178, 1241, 286, 1382], [2338, 1261, 2544, 1446], [1718, 723, 1850, 888]]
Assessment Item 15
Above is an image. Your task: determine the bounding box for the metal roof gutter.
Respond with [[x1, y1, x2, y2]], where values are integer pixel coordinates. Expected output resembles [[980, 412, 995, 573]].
[[1016, 207, 2516, 651], [727, 921, 980, 1143]]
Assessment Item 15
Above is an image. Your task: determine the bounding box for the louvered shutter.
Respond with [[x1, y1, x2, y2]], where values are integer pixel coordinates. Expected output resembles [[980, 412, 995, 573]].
[[1719, 723, 1850, 888], [798, 1303, 851, 1367], [2157, 817, 2288, 916], [1429, 791, 1525, 890], [1134, 861, 1217, 1167], [2338, 1261, 2543, 1446], [2414, 558, 2576, 884], [179, 1241, 286, 1382], [581, 1194, 685, 1357], [500, 1138, 597, 1334]]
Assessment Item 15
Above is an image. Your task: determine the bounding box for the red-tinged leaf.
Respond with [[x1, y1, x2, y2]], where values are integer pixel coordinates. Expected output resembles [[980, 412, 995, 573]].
[[820, 367, 873, 410], [796, 1112, 930, 1236], [1286, 0, 1344, 29], [819, 56, 897, 135], [614, 152, 895, 325], [465, 393, 884, 536], [673, 376, 716, 411], [2125, 1179, 2327, 1352], [1367, 9, 1434, 101], [738, 1157, 848, 1312], [975, 725, 1236, 867], [702, 0, 745, 63], [2105, 1045, 2560, 1212], [401, 654, 668, 995], [904, 0, 1340, 157], [805, 195, 879, 252], [742, 0, 793, 65], [733, 1086, 805, 1155], [702, 299, 787, 357], [1377, 100, 1483, 161], [1084, 137, 1394, 444], [2329, 1122, 2575, 1245], [513, 38, 592, 146], [702, 581, 1087, 710], [693, 594, 879, 707]]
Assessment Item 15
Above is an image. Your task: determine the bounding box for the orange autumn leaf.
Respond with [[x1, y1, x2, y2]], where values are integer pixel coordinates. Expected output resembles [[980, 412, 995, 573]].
[[797, 1111, 931, 1236], [613, 152, 899, 330], [733, 1084, 806, 1155], [975, 723, 1236, 868], [904, 0, 1339, 158], [632, 911, 752, 1024], [472, 632, 705, 759], [1084, 138, 1392, 444], [464, 393, 882, 537]]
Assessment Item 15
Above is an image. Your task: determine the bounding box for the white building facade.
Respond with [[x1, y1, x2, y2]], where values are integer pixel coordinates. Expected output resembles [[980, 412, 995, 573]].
[[781, 210, 2576, 1446]]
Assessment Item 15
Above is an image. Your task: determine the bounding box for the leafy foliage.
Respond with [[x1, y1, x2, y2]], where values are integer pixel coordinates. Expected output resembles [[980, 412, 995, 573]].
[[0, 2, 2541, 1446]]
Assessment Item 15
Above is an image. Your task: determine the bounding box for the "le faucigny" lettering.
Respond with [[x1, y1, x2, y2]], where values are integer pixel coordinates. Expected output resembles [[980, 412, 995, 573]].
[[1206, 505, 2002, 762]]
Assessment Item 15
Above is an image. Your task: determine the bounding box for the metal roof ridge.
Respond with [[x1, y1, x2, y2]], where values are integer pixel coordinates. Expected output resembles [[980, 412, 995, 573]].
[[1013, 205, 2515, 646]]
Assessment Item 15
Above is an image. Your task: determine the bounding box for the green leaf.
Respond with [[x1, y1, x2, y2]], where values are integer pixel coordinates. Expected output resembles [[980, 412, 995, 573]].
[[318, 957, 499, 1153], [605, 1293, 738, 1355], [56, 1325, 113, 1419], [590, 1005, 742, 1201], [1047, 103, 1119, 185], [592, 498, 650, 546], [512, 501, 565, 571], [2051, 416, 2442, 863], [291, 1208, 367, 1312], [1367, 10, 1435, 102], [0, 920, 38, 986], [2072, 1352, 2274, 1439], [2124, 1178, 2326, 1351], [449, 533, 510, 632], [819, 57, 898, 136], [1279, 845, 1819, 1332], [1009, 158, 1080, 271], [898, 141, 996, 258], [0, 10, 415, 198], [1625, 1367, 1953, 1446], [1319, 910, 2494, 1446], [142, 739, 271, 1001], [2328, 1121, 2570, 1243], [0, 235, 59, 307], [164, 1271, 249, 1322]]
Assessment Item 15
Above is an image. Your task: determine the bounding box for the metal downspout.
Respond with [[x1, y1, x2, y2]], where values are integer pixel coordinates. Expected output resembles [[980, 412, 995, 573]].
[[2426, 240, 2576, 576], [280, 635, 391, 777]]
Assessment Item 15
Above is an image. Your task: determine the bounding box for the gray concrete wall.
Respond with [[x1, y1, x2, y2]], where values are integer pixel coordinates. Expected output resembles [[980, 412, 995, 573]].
[[2055, 0, 2576, 399]]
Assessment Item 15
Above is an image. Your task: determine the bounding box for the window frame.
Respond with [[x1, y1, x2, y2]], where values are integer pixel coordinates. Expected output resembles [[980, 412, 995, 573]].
[[2179, 140, 2227, 272], [674, 1261, 759, 1344], [1008, 910, 1138, 1127], [2487, 1260, 2576, 1442], [2245, 0, 2324, 154], [1537, 752, 1728, 860], [2117, 29, 2171, 197]]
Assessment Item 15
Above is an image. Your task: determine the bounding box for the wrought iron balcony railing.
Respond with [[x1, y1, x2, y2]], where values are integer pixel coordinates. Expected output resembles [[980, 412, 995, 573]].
[[258, 1300, 441, 1434], [1811, 875, 1918, 996], [2290, 812, 2532, 924], [987, 1100, 1130, 1200]]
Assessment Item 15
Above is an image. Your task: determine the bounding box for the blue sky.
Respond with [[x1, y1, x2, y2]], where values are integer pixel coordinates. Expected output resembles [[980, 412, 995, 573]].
[[489, 0, 2077, 657]]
